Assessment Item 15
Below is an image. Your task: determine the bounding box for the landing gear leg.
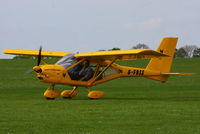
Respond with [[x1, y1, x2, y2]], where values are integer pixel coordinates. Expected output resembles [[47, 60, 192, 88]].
[[87, 87, 104, 99], [61, 86, 78, 99], [44, 84, 61, 100]]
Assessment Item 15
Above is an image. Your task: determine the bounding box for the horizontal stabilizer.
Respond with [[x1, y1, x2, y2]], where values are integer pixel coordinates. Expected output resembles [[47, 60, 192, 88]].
[[161, 73, 194, 76]]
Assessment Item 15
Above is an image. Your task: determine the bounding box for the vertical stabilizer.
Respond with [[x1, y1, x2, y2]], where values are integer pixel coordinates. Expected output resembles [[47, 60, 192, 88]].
[[146, 37, 178, 81]]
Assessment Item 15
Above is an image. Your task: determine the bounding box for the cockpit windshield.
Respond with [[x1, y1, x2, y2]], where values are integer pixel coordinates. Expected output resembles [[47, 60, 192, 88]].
[[56, 54, 77, 69], [56, 54, 95, 81]]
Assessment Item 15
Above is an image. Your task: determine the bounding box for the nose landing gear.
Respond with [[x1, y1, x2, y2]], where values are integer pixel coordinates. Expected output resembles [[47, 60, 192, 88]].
[[44, 84, 61, 99]]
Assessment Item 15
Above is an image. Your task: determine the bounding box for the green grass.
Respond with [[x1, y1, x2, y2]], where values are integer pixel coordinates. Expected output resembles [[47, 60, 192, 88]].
[[0, 58, 200, 134]]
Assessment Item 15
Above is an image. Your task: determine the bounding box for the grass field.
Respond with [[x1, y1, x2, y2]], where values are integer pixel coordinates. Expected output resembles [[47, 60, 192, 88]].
[[0, 58, 200, 134]]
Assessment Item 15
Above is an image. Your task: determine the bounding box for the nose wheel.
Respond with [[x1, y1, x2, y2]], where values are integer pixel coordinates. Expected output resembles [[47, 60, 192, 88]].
[[44, 84, 61, 100]]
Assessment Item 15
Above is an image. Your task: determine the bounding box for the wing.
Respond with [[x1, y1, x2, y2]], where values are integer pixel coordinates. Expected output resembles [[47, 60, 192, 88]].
[[74, 49, 169, 61], [3, 49, 73, 57]]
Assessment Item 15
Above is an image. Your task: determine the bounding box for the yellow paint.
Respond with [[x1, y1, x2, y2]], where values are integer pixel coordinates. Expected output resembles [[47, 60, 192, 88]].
[[161, 73, 194, 76], [146, 37, 178, 81], [3, 37, 193, 99], [3, 49, 73, 57], [61, 89, 78, 98], [33, 66, 41, 72], [88, 91, 104, 99], [75, 49, 168, 61], [44, 89, 61, 99]]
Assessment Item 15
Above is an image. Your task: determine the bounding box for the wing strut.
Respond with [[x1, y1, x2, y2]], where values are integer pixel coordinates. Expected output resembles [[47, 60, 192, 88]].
[[63, 58, 86, 74], [89, 58, 117, 86]]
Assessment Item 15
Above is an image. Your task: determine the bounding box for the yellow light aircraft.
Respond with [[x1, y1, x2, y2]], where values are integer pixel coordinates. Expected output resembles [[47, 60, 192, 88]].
[[3, 37, 192, 99]]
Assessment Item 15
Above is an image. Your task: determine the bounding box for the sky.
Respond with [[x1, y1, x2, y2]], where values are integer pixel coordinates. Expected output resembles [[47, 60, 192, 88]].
[[0, 0, 200, 58]]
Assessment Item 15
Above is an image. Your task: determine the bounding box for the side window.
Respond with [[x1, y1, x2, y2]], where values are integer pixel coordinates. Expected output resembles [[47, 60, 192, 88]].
[[68, 60, 94, 81]]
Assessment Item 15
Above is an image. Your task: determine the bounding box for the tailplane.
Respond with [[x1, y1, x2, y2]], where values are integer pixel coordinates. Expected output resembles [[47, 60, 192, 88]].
[[160, 73, 193, 76], [146, 37, 178, 82]]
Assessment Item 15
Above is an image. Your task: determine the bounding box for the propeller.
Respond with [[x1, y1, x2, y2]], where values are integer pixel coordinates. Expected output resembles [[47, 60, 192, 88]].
[[25, 69, 34, 74], [37, 46, 42, 66], [25, 46, 42, 74]]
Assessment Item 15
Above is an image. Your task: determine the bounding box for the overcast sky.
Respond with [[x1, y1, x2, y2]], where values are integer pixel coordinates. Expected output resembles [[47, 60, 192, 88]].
[[1, 0, 200, 58]]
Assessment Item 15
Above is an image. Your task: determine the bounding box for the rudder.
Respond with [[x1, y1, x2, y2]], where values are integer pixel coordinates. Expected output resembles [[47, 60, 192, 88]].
[[146, 37, 178, 81]]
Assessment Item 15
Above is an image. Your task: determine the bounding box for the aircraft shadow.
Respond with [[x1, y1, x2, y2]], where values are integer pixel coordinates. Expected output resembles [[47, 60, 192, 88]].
[[70, 96, 200, 102], [101, 97, 200, 102]]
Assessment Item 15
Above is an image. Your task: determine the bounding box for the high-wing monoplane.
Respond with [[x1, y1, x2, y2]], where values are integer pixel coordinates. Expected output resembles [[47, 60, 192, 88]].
[[3, 37, 192, 99]]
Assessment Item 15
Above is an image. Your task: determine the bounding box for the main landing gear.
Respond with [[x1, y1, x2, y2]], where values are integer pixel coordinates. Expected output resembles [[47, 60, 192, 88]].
[[61, 86, 78, 99], [86, 88, 104, 99], [43, 85, 104, 100]]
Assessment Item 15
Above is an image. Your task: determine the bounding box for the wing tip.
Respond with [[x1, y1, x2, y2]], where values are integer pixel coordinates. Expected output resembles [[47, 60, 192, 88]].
[[163, 37, 178, 40], [3, 49, 10, 54]]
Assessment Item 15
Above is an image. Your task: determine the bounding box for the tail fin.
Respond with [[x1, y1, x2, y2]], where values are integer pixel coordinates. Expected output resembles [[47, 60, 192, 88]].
[[146, 37, 178, 82]]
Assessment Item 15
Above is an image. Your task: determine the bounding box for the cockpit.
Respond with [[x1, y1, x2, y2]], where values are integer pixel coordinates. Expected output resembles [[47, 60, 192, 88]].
[[56, 54, 94, 81], [56, 54, 77, 69]]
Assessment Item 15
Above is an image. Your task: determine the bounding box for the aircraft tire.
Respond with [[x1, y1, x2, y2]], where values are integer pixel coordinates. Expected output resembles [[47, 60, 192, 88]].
[[45, 97, 55, 100]]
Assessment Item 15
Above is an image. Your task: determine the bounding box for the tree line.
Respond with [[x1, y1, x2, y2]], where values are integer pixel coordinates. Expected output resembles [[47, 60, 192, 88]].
[[174, 45, 200, 58], [104, 43, 200, 58]]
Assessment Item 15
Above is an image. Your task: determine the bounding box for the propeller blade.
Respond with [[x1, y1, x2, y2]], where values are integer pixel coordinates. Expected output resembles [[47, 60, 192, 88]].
[[37, 46, 42, 66], [25, 69, 34, 74]]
